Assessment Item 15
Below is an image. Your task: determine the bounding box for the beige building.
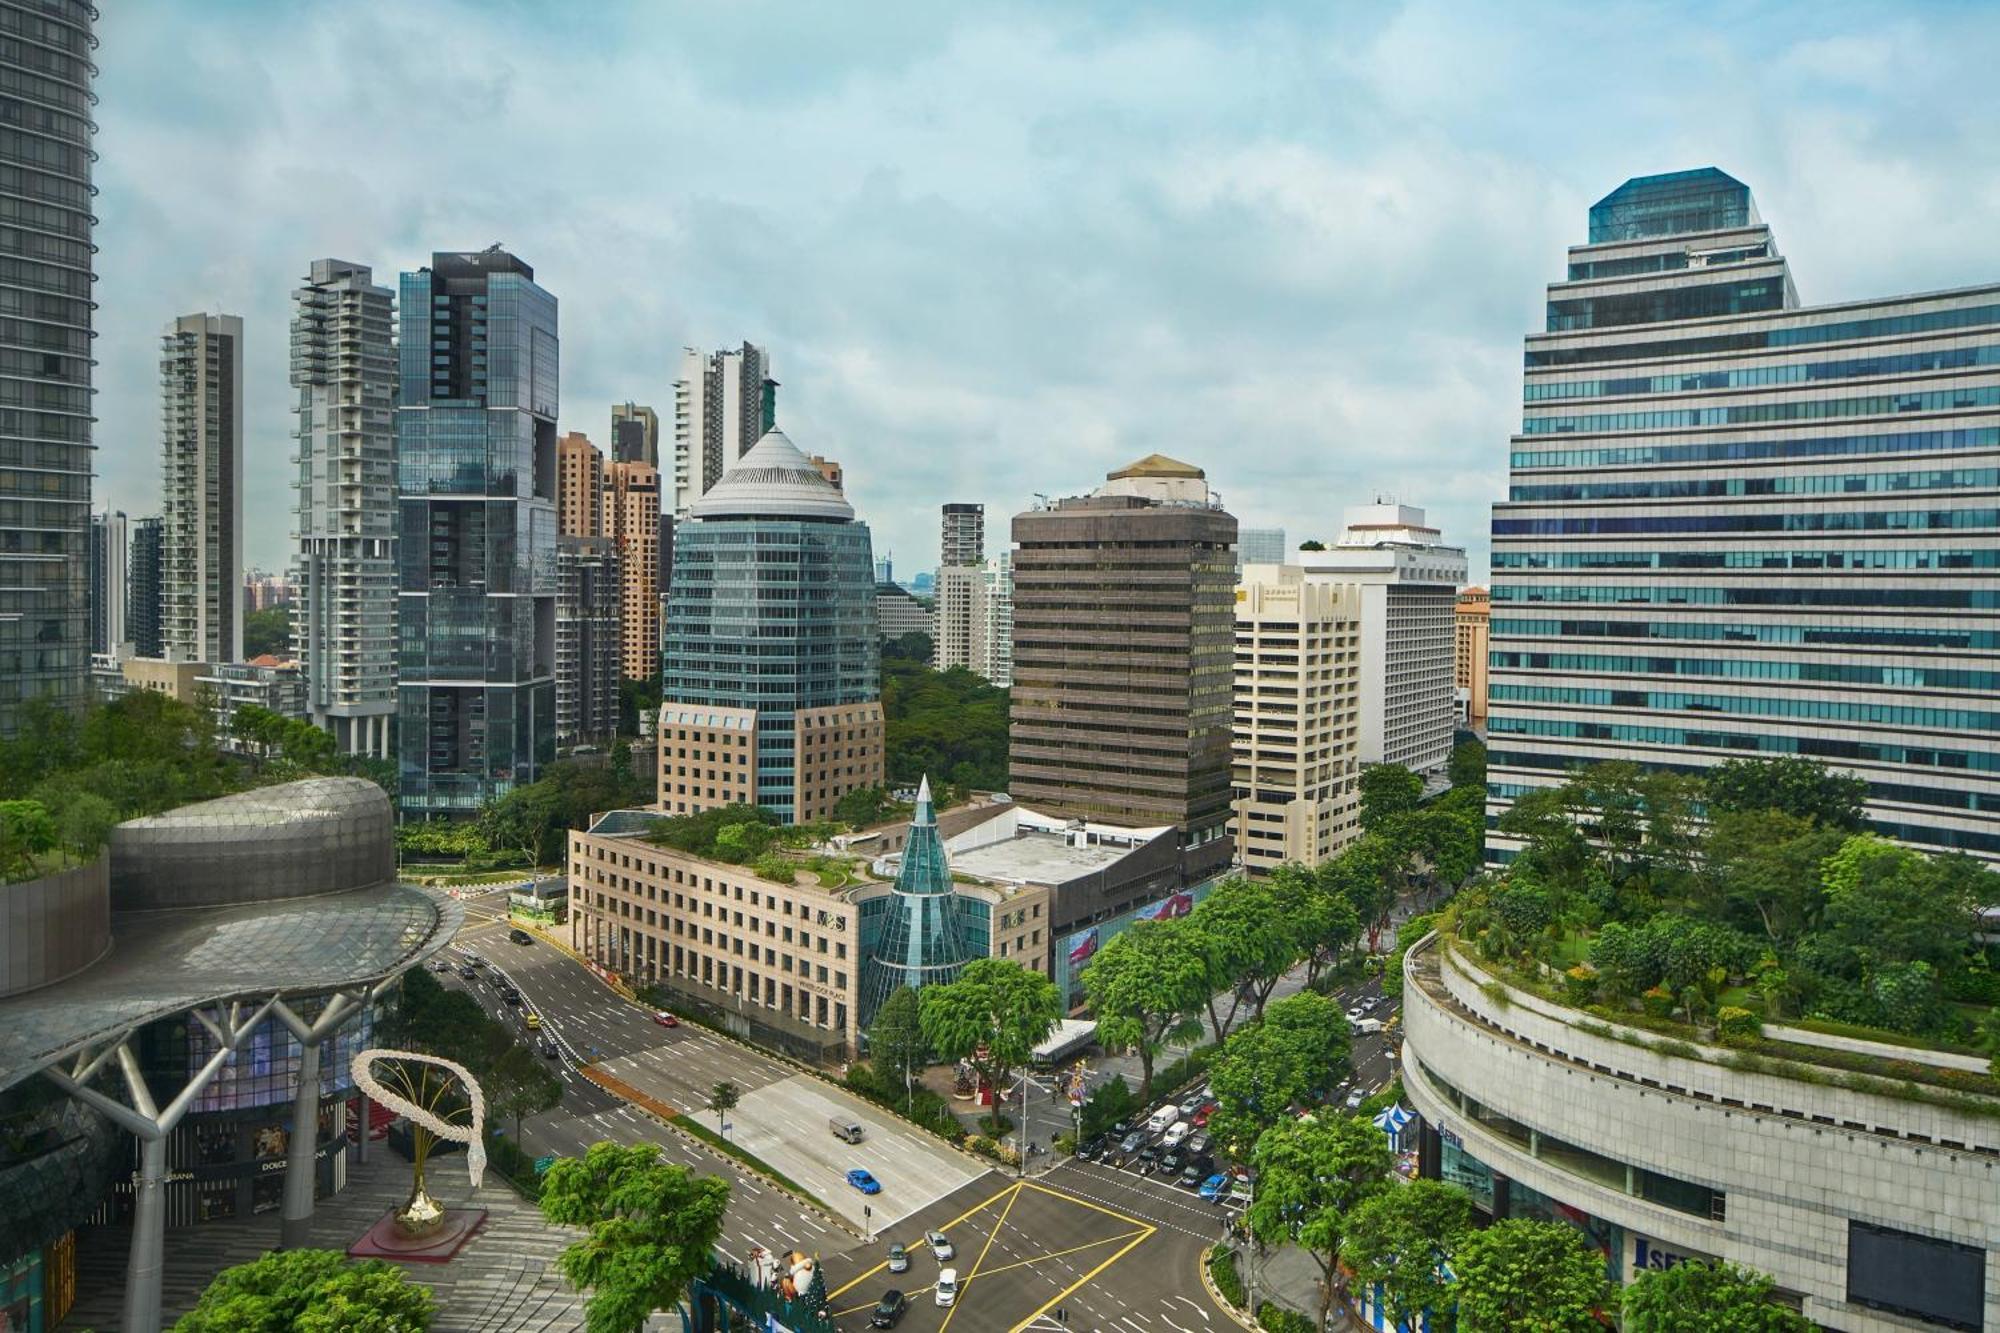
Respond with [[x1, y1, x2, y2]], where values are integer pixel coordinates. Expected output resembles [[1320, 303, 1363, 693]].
[[1456, 585, 1489, 726], [557, 431, 604, 539], [655, 700, 884, 825], [121, 657, 209, 704], [602, 459, 662, 681], [1231, 565, 1364, 872]]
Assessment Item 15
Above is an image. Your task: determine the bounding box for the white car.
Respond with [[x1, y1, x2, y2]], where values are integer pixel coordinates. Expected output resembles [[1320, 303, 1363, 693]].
[[1345, 1006, 1366, 1024], [1162, 1121, 1191, 1148], [935, 1268, 958, 1307], [926, 1230, 955, 1262]]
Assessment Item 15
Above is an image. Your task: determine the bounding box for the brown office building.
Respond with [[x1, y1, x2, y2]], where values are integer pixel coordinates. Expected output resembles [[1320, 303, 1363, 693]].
[[1009, 454, 1237, 882], [602, 459, 662, 681], [1455, 585, 1489, 726], [557, 431, 604, 538]]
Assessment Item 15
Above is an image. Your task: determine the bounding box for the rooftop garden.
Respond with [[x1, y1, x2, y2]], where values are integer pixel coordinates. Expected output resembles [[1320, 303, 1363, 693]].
[[1445, 757, 2000, 1082], [641, 804, 872, 889]]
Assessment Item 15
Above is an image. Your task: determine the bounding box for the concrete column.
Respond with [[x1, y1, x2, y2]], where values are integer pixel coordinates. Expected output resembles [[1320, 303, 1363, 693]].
[[357, 1093, 370, 1163], [280, 1037, 322, 1248], [123, 1135, 167, 1333]]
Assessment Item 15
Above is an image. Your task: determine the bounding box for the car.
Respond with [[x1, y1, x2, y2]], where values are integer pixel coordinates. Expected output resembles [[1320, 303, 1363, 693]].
[[1186, 1131, 1213, 1158], [1344, 1088, 1366, 1111], [1162, 1121, 1191, 1148], [1345, 1006, 1366, 1024], [431, 958, 453, 972], [1198, 1172, 1230, 1201], [1178, 1090, 1206, 1116], [652, 1010, 680, 1028], [538, 1036, 559, 1058], [1179, 1154, 1216, 1187], [1136, 1144, 1160, 1175], [464, 954, 485, 968], [1112, 1131, 1145, 1166], [870, 1291, 908, 1328], [886, 1243, 909, 1274], [847, 1169, 882, 1195], [1191, 1102, 1217, 1128], [500, 989, 522, 1007], [509, 928, 533, 945], [926, 1230, 955, 1262], [523, 1012, 541, 1030], [1108, 1118, 1135, 1140], [457, 965, 477, 980], [1076, 1133, 1107, 1161], [1160, 1146, 1185, 1175], [934, 1268, 958, 1308]]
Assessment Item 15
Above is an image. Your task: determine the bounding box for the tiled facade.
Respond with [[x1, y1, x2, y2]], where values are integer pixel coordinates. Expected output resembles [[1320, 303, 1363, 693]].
[[1455, 586, 1489, 725], [602, 459, 661, 681]]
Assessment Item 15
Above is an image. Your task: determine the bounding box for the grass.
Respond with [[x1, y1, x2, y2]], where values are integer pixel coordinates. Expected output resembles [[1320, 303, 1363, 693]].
[[412, 868, 540, 887], [1786, 1014, 1988, 1059]]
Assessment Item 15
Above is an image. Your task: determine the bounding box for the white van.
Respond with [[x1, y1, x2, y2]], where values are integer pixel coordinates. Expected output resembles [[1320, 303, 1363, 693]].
[[1162, 1121, 1191, 1148], [1146, 1104, 1180, 1134], [935, 1269, 958, 1307], [1353, 1018, 1384, 1036]]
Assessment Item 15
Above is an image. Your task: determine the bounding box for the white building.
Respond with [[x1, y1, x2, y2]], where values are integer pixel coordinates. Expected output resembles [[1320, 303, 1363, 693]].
[[199, 655, 306, 751], [160, 313, 244, 667], [671, 342, 770, 516], [89, 510, 128, 657], [1296, 503, 1466, 775], [292, 260, 398, 758], [932, 554, 1013, 686]]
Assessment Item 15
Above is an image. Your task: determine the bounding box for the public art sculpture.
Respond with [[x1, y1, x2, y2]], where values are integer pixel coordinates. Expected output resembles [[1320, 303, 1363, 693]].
[[347, 1047, 489, 1259]]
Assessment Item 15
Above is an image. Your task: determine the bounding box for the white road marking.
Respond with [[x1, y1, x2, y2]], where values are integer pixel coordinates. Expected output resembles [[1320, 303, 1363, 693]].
[[1173, 1296, 1211, 1321]]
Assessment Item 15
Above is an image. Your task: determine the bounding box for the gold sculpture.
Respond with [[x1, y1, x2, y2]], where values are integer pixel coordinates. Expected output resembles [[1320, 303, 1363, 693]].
[[350, 1049, 486, 1237]]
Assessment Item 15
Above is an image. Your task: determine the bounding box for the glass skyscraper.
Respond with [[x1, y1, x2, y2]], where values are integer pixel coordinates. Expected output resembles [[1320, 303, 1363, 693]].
[[395, 248, 558, 818], [1489, 168, 2000, 864], [858, 776, 973, 1025]]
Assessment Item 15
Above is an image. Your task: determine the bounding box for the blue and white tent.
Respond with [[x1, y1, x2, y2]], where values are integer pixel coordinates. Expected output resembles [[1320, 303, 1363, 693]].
[[1372, 1103, 1414, 1150]]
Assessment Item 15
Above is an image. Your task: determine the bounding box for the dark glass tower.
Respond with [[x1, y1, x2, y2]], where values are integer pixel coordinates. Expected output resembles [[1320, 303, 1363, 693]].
[[0, 1, 96, 733], [128, 515, 162, 658], [859, 776, 972, 1023], [396, 248, 558, 818]]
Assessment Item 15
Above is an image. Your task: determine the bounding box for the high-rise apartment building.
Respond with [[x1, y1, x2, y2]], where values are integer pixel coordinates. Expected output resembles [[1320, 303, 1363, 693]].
[[161, 313, 245, 666], [0, 1, 95, 735], [941, 502, 984, 567], [611, 400, 659, 467], [89, 510, 128, 657], [292, 259, 398, 758], [1010, 455, 1237, 881], [1456, 586, 1490, 726], [660, 428, 883, 824], [932, 555, 1014, 685], [1490, 167, 2000, 864], [979, 553, 1014, 687], [396, 248, 558, 818], [557, 431, 604, 538], [129, 516, 163, 659], [556, 535, 621, 749], [1232, 565, 1363, 871], [602, 458, 662, 680], [671, 342, 771, 515], [1297, 503, 1465, 775]]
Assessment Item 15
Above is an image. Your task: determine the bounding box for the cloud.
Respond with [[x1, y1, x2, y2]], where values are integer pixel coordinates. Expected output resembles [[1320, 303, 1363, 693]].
[[88, 0, 2000, 585]]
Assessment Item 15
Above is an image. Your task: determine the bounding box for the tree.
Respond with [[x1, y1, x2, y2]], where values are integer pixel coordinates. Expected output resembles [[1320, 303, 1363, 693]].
[[1447, 738, 1487, 791], [1344, 1179, 1474, 1333], [1297, 539, 1326, 551], [1083, 919, 1208, 1101], [379, 967, 513, 1076], [0, 798, 58, 880], [1705, 756, 1868, 831], [242, 604, 293, 659], [1819, 835, 1983, 971], [1621, 1259, 1812, 1332], [917, 958, 1061, 1109], [882, 630, 934, 663], [170, 1249, 433, 1332], [539, 1141, 731, 1333], [1276, 863, 1361, 984], [834, 785, 896, 829], [867, 985, 929, 1111], [487, 1042, 564, 1141], [618, 674, 661, 738], [1247, 1115, 1394, 1333], [1359, 764, 1424, 831], [1702, 810, 1844, 948], [1452, 1219, 1607, 1333], [1207, 992, 1350, 1156], [881, 659, 1010, 791], [708, 1080, 741, 1135], [1187, 877, 1298, 1032]]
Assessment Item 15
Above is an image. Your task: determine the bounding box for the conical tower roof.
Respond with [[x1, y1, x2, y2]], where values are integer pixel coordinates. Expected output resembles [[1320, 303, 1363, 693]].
[[686, 428, 855, 522], [858, 774, 973, 1023]]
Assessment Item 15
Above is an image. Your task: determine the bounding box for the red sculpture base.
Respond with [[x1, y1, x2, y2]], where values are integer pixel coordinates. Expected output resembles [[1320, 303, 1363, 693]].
[[347, 1208, 489, 1263]]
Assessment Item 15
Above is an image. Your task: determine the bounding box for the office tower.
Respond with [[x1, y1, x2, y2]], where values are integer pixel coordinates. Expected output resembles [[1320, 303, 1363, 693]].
[[1238, 526, 1287, 568], [292, 259, 398, 758], [1456, 586, 1490, 727], [1490, 166, 2000, 863], [129, 517, 164, 658], [557, 431, 604, 537], [89, 511, 128, 656], [659, 428, 883, 823], [160, 313, 245, 666], [602, 458, 661, 680], [671, 341, 771, 514], [941, 502, 984, 567], [1297, 503, 1466, 775], [1232, 565, 1363, 871], [875, 555, 893, 584], [396, 248, 558, 818], [556, 535, 622, 749], [1009, 455, 1237, 880], [611, 400, 659, 467], [0, 1, 94, 734]]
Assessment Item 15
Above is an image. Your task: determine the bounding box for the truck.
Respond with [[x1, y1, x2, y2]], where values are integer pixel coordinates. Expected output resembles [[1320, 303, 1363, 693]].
[[1353, 1017, 1384, 1036]]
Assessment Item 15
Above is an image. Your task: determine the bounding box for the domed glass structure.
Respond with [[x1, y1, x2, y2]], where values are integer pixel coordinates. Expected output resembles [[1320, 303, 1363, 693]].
[[859, 778, 973, 1023]]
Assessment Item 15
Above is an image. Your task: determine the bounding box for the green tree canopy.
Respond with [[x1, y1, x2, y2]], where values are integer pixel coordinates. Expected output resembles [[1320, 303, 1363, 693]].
[[242, 604, 293, 659], [917, 957, 1061, 1106], [1186, 877, 1299, 1033], [882, 659, 1008, 791], [1082, 918, 1208, 1101], [1621, 1259, 1813, 1332], [1247, 1115, 1395, 1333], [1359, 764, 1424, 831], [1453, 1219, 1607, 1333], [1447, 738, 1487, 791], [0, 798, 57, 881], [1819, 835, 1985, 971], [487, 1041, 564, 1141], [707, 1080, 741, 1133], [1343, 1179, 1474, 1333], [539, 1141, 731, 1333], [1700, 810, 1845, 948], [1275, 862, 1362, 984], [867, 984, 930, 1109], [1206, 991, 1351, 1156], [170, 1249, 433, 1333], [1704, 756, 1868, 831]]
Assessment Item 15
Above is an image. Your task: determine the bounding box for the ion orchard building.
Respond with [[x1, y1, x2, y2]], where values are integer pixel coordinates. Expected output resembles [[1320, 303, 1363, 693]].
[[1489, 168, 2000, 864], [1400, 929, 1999, 1331]]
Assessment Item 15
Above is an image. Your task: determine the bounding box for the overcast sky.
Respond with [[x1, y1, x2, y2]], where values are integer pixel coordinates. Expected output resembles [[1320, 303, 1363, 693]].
[[91, 1, 2000, 582]]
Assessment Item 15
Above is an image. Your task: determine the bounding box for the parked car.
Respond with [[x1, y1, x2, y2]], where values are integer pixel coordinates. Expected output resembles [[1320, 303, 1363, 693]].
[[1178, 1090, 1206, 1116], [653, 1011, 680, 1028], [1198, 1173, 1230, 1201], [1076, 1133, 1108, 1161], [870, 1291, 908, 1328], [1162, 1121, 1191, 1148], [1160, 1146, 1186, 1176], [926, 1231, 955, 1262], [1178, 1154, 1215, 1188], [1136, 1144, 1161, 1175], [934, 1269, 958, 1308], [1191, 1102, 1217, 1128], [847, 1169, 882, 1195], [886, 1243, 909, 1274], [1186, 1131, 1212, 1158]]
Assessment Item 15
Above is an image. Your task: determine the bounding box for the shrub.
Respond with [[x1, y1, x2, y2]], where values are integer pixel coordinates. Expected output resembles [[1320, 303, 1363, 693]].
[[1052, 1131, 1076, 1155], [1641, 986, 1674, 1018], [1563, 962, 1599, 1006], [1716, 1006, 1761, 1046], [1480, 980, 1511, 1009], [1207, 1245, 1246, 1308], [1255, 1301, 1316, 1333]]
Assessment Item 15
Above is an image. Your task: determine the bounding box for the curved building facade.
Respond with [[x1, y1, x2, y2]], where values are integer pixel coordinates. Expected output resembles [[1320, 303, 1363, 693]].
[[1401, 931, 1999, 1331]]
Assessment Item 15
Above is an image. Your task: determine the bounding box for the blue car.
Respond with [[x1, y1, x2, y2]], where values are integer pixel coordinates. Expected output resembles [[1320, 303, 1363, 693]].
[[1198, 1173, 1229, 1201], [847, 1168, 882, 1195]]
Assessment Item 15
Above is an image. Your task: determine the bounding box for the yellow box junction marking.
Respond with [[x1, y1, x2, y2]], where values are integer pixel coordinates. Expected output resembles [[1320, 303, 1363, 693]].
[[826, 1178, 1031, 1302]]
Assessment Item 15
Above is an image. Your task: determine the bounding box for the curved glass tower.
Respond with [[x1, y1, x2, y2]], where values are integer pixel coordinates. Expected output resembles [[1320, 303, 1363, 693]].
[[859, 776, 972, 1021]]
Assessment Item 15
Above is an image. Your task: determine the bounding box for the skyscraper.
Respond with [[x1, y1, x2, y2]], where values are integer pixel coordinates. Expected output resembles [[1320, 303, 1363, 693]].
[[129, 517, 163, 659], [557, 431, 604, 538], [941, 502, 984, 567], [1009, 455, 1237, 880], [160, 313, 245, 666], [292, 259, 398, 758], [671, 341, 771, 515], [602, 458, 661, 680], [0, 0, 95, 735], [611, 400, 659, 467], [1490, 167, 2000, 864], [396, 248, 558, 818], [556, 535, 621, 749], [934, 502, 988, 676], [89, 511, 128, 657], [660, 428, 883, 823], [1456, 586, 1490, 727]]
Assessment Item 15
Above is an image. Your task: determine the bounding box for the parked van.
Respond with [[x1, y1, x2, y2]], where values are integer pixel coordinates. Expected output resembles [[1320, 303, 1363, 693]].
[[830, 1115, 866, 1144], [1146, 1104, 1180, 1134]]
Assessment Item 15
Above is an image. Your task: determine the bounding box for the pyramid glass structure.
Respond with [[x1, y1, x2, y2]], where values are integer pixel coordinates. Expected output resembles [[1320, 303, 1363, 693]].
[[859, 777, 973, 1024]]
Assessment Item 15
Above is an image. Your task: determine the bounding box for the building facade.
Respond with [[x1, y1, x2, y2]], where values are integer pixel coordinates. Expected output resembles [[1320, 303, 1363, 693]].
[[555, 535, 621, 750], [660, 428, 883, 824], [395, 248, 558, 819], [88, 511, 127, 658], [160, 313, 245, 666], [1456, 586, 1490, 727], [611, 400, 658, 467], [1009, 455, 1237, 881], [671, 342, 771, 516], [979, 554, 1013, 687], [292, 259, 398, 759], [0, 0, 95, 739], [1297, 503, 1465, 775], [1236, 526, 1287, 574], [1231, 565, 1363, 872], [941, 502, 984, 567], [199, 655, 307, 751], [875, 582, 932, 641], [602, 458, 661, 681], [1489, 167, 2000, 864], [556, 431, 603, 538], [127, 517, 163, 659]]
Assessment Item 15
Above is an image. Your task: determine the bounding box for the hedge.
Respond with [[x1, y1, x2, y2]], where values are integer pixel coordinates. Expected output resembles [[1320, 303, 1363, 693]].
[[1206, 1245, 1245, 1308]]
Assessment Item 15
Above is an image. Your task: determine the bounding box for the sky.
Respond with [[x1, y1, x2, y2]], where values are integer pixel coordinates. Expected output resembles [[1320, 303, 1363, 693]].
[[90, 0, 2000, 583]]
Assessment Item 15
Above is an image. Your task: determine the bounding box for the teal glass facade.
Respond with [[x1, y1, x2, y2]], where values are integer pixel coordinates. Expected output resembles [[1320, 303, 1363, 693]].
[[858, 781, 973, 1025]]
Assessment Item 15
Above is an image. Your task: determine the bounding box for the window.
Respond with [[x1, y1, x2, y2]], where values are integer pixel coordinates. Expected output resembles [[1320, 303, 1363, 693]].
[[1847, 1221, 1983, 1331]]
